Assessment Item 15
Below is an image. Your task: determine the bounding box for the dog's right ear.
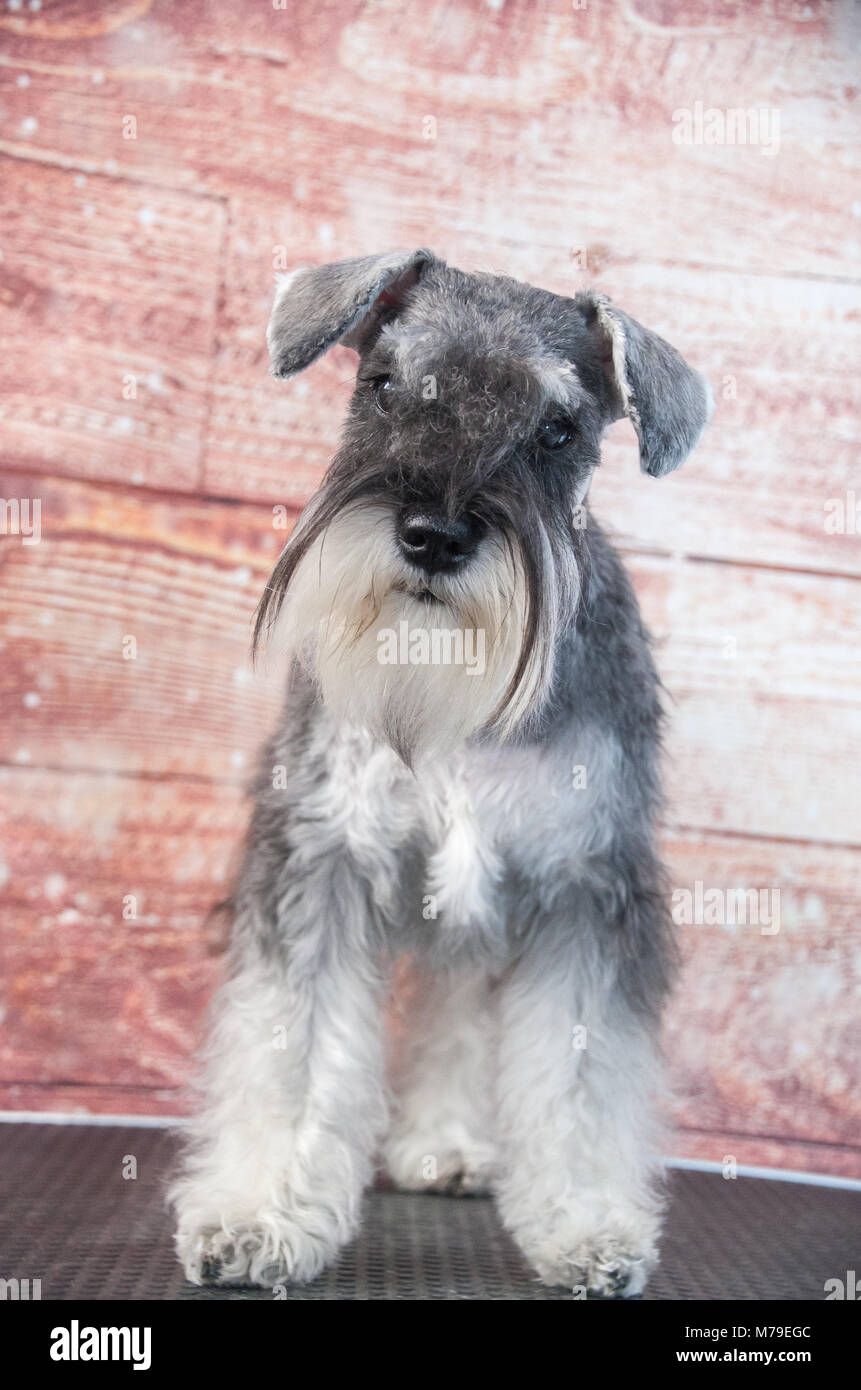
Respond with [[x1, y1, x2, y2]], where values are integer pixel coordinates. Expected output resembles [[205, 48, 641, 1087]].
[[267, 249, 436, 379]]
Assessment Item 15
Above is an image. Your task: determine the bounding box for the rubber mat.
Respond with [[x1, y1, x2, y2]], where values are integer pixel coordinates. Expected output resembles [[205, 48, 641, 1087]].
[[0, 1123, 856, 1300]]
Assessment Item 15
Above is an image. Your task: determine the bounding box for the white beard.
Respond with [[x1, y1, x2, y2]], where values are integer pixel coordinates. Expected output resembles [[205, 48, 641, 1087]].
[[266, 503, 560, 765]]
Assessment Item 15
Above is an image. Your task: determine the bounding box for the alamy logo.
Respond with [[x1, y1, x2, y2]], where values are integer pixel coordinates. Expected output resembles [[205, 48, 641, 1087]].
[[0, 497, 41, 544], [672, 101, 780, 157], [671, 881, 780, 935], [50, 1320, 151, 1371], [377, 621, 486, 675], [824, 491, 860, 534], [0, 1277, 41, 1299], [824, 1270, 859, 1300]]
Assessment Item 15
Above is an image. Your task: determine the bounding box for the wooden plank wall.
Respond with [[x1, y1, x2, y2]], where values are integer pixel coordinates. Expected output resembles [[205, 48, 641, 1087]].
[[1, 0, 859, 1176]]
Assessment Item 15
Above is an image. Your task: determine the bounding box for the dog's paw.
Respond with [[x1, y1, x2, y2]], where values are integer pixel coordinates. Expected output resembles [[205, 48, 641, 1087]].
[[506, 1203, 661, 1297], [177, 1218, 339, 1288], [527, 1234, 654, 1297], [385, 1136, 496, 1195]]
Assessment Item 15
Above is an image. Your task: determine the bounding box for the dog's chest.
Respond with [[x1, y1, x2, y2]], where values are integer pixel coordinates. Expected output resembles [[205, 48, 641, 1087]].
[[323, 724, 619, 933]]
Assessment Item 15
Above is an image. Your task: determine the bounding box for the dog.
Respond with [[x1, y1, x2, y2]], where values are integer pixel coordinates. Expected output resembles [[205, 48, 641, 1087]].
[[170, 250, 713, 1295]]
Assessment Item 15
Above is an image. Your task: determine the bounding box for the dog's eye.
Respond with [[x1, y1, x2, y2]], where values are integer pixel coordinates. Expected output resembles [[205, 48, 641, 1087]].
[[373, 376, 393, 414], [536, 416, 575, 450]]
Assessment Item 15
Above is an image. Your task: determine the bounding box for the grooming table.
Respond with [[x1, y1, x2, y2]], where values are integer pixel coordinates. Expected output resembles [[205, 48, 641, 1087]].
[[2, 1122, 856, 1300]]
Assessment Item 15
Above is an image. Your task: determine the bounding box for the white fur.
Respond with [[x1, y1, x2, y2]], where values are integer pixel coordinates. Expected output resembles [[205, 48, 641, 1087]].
[[265, 503, 559, 765], [172, 874, 387, 1286], [385, 965, 497, 1193], [493, 940, 665, 1294], [172, 719, 665, 1293]]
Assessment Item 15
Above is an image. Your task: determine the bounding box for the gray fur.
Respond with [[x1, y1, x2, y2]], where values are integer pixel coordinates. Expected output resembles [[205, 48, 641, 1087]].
[[171, 251, 712, 1296], [267, 249, 432, 378], [579, 288, 714, 476]]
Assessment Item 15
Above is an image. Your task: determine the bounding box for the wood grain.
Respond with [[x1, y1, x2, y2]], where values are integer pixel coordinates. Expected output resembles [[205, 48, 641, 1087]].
[[0, 766, 235, 1090], [0, 473, 287, 780], [664, 830, 861, 1155], [0, 1, 856, 277], [0, 1083, 189, 1118], [0, 156, 224, 491]]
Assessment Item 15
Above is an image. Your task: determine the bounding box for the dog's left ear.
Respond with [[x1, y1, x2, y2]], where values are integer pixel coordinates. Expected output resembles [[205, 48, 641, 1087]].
[[267, 248, 436, 379], [577, 289, 714, 477]]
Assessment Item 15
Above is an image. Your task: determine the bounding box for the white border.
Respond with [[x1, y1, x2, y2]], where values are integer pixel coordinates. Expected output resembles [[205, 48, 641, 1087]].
[[0, 1111, 859, 1190]]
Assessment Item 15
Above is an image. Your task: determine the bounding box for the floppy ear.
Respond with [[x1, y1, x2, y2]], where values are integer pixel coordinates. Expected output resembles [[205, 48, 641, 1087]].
[[578, 289, 714, 477], [267, 248, 436, 379]]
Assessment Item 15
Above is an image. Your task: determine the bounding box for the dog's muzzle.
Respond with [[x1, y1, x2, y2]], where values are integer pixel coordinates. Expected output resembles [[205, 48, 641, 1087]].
[[397, 508, 485, 576]]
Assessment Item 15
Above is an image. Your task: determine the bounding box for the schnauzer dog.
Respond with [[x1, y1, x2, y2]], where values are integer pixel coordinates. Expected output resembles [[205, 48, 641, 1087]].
[[171, 250, 712, 1295]]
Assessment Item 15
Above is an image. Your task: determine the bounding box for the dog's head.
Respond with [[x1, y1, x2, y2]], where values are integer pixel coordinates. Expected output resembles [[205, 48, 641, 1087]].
[[257, 250, 712, 764]]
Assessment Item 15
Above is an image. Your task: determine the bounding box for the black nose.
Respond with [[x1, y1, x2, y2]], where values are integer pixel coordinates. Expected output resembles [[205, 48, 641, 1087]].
[[397, 509, 482, 574]]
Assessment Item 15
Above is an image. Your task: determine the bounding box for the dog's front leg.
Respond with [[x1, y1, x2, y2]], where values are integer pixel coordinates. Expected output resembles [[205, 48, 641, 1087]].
[[494, 926, 666, 1297], [384, 964, 497, 1194], [171, 857, 385, 1288]]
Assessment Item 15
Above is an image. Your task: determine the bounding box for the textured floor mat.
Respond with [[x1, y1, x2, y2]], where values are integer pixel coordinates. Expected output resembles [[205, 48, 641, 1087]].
[[0, 1123, 856, 1300]]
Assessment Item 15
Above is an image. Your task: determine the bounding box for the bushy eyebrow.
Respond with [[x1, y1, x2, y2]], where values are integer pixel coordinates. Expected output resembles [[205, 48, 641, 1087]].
[[375, 319, 587, 416], [530, 358, 585, 412]]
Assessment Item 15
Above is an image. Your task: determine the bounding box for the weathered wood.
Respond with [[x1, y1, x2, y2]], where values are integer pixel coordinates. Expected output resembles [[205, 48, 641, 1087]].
[[0, 1, 856, 278], [0, 156, 224, 491], [0, 767, 235, 1090], [0, 474, 287, 780], [663, 829, 861, 1157], [633, 552, 861, 842], [0, 1083, 189, 1118]]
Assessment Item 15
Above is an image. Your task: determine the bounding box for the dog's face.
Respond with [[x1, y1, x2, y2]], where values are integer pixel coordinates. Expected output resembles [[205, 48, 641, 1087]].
[[258, 251, 712, 764]]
